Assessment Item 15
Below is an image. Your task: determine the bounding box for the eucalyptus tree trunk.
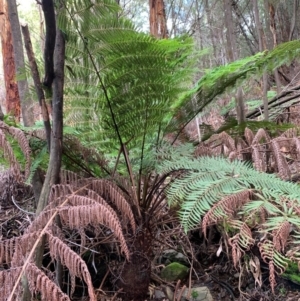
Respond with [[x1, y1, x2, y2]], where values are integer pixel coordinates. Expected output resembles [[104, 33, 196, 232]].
[[224, 0, 245, 124], [149, 0, 168, 38], [0, 0, 20, 121], [253, 0, 269, 120], [7, 0, 34, 126]]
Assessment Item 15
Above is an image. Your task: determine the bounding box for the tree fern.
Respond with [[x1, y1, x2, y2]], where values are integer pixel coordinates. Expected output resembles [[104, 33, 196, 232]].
[[61, 0, 194, 164]]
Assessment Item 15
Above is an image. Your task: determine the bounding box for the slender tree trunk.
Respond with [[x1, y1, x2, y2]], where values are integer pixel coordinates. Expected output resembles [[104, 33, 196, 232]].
[[0, 0, 20, 121], [37, 3, 64, 218], [204, 0, 217, 61], [253, 0, 269, 120], [232, 1, 256, 55], [21, 24, 51, 149], [263, 0, 272, 50], [35, 1, 65, 294], [224, 0, 245, 124], [37, 2, 45, 54], [288, 0, 297, 41], [267, 2, 281, 94], [7, 0, 34, 126]]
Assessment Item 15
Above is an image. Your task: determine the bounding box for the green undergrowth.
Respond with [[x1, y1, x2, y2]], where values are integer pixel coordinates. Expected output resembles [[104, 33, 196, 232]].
[[281, 261, 300, 285]]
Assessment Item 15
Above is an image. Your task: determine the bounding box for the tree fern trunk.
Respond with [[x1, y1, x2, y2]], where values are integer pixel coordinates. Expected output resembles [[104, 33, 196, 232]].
[[117, 229, 152, 300]]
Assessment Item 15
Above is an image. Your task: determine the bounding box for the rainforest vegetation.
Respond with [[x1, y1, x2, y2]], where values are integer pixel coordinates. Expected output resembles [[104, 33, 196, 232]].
[[1, 0, 300, 300]]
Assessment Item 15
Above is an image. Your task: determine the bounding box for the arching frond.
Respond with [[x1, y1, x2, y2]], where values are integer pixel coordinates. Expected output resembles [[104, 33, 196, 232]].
[[60, 0, 194, 172], [161, 155, 300, 230], [168, 41, 300, 137]]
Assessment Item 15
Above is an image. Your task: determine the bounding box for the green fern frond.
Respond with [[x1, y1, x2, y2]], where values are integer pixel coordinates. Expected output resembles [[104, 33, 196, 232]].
[[26, 145, 48, 184], [168, 41, 300, 136], [59, 0, 195, 178], [160, 154, 300, 231]]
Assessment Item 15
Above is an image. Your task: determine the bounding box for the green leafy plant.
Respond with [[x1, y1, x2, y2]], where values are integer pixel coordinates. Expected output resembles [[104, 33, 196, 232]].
[[159, 151, 300, 292]]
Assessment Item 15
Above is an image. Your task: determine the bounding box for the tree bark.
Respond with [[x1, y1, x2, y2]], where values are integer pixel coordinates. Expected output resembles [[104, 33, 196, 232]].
[[41, 0, 56, 88], [253, 0, 269, 120], [37, 23, 65, 215], [232, 1, 256, 55], [268, 2, 281, 94], [149, 0, 168, 38], [21, 24, 51, 149], [0, 0, 20, 121], [7, 0, 34, 126], [204, 0, 218, 61], [288, 0, 297, 41], [34, 4, 65, 295], [224, 0, 245, 124]]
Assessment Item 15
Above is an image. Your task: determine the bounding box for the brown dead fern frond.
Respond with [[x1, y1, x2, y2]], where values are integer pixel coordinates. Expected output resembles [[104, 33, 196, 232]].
[[228, 150, 238, 161], [194, 145, 214, 157], [202, 190, 251, 237], [228, 222, 254, 268], [65, 193, 98, 207], [48, 184, 76, 207], [258, 240, 288, 293], [272, 221, 290, 252], [0, 169, 16, 203], [286, 247, 300, 271], [292, 137, 300, 159], [86, 190, 136, 232], [252, 128, 271, 144], [251, 144, 267, 172], [58, 203, 130, 260], [26, 262, 71, 301], [271, 139, 291, 180], [29, 128, 46, 140], [49, 180, 136, 232], [0, 236, 17, 266], [244, 127, 254, 145], [0, 231, 40, 267], [0, 267, 22, 299], [280, 127, 299, 138], [204, 131, 236, 156], [235, 137, 248, 160], [259, 207, 268, 224], [249, 129, 271, 173], [47, 232, 96, 301], [268, 261, 276, 294], [64, 192, 132, 235], [219, 131, 235, 152], [87, 179, 136, 232], [26, 209, 54, 233], [60, 169, 82, 185]]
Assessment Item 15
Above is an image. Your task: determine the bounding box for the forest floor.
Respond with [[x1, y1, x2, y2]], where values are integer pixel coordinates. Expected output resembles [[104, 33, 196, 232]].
[[2, 194, 300, 301]]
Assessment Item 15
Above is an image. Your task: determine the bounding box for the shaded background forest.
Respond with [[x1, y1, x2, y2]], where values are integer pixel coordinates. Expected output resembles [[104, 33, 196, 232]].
[[2, 0, 300, 125]]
